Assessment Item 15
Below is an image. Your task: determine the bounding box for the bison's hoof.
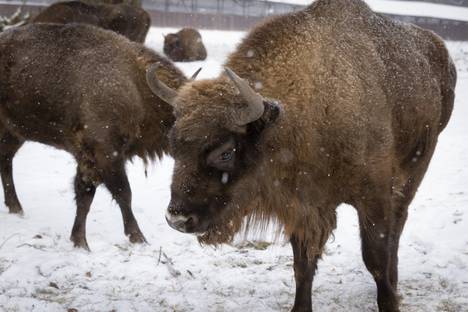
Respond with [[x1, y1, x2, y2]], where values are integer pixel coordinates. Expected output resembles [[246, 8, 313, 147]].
[[71, 235, 91, 251], [379, 301, 400, 312], [7, 204, 24, 215], [291, 307, 312, 312], [128, 231, 147, 244]]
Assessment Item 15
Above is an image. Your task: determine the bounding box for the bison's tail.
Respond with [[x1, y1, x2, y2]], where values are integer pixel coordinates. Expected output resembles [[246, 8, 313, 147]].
[[437, 40, 457, 133]]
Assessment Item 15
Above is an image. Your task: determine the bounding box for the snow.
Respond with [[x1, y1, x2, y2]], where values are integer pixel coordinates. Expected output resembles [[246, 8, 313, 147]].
[[1, 27, 468, 312], [271, 0, 468, 22]]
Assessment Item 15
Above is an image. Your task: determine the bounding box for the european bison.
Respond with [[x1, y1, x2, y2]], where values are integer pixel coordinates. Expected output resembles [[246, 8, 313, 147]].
[[33, 1, 151, 43], [0, 23, 189, 250], [163, 28, 207, 62], [147, 0, 456, 311]]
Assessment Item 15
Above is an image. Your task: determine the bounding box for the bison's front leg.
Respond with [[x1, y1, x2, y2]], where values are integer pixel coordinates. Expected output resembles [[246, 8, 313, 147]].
[[290, 235, 320, 312]]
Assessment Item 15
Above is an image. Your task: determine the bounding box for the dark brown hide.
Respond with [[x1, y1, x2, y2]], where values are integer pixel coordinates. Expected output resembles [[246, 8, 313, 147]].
[[33, 1, 151, 43], [163, 28, 207, 62], [152, 0, 456, 311], [0, 23, 186, 250]]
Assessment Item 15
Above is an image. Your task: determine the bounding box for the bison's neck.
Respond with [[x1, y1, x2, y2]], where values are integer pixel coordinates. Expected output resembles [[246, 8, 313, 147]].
[[243, 116, 338, 249], [131, 48, 187, 161], [130, 97, 175, 161]]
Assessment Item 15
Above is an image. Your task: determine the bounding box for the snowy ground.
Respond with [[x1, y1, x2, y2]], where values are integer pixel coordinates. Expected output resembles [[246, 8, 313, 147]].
[[0, 27, 467, 312]]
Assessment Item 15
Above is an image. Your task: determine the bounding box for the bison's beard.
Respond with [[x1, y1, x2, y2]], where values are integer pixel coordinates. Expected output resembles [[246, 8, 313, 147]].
[[196, 188, 261, 245], [197, 223, 238, 245], [197, 171, 282, 245], [196, 194, 281, 246], [196, 201, 249, 245]]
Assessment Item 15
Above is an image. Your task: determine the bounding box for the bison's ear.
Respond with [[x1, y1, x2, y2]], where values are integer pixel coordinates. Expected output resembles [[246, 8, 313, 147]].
[[261, 99, 281, 124], [248, 99, 282, 134]]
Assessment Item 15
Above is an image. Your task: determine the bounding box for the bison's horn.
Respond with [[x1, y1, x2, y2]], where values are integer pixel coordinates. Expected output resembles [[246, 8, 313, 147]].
[[224, 67, 264, 126], [146, 63, 177, 106], [190, 67, 202, 80]]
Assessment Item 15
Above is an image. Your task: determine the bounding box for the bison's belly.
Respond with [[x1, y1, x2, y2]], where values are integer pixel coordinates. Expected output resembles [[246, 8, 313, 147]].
[[1, 96, 77, 148]]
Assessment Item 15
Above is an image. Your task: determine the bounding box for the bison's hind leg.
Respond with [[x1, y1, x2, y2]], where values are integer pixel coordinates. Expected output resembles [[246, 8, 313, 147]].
[[70, 139, 147, 249], [388, 124, 439, 288], [87, 146, 146, 243], [354, 175, 401, 312], [0, 130, 24, 214], [70, 160, 98, 251], [96, 152, 147, 245], [388, 138, 438, 289], [355, 155, 436, 311]]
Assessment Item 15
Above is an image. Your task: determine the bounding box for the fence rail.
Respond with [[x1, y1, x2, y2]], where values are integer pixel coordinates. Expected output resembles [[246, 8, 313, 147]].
[[142, 0, 303, 17], [1, 0, 468, 40], [392, 0, 468, 7]]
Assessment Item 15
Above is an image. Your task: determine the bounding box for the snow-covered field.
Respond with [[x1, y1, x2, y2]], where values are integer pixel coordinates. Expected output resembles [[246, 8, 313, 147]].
[[0, 27, 467, 312]]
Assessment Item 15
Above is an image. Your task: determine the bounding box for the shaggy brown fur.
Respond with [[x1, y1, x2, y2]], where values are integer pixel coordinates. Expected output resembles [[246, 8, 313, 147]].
[[0, 23, 186, 250], [33, 1, 151, 43], [163, 28, 207, 62], [154, 0, 457, 311]]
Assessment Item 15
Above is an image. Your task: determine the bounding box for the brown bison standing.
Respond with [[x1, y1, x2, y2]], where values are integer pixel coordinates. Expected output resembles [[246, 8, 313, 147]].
[[163, 28, 207, 62], [0, 23, 187, 250], [33, 1, 151, 43], [146, 0, 456, 311]]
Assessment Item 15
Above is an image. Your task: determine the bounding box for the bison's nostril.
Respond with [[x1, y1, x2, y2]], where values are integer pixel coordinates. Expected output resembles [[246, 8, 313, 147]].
[[185, 216, 194, 226], [168, 207, 180, 215]]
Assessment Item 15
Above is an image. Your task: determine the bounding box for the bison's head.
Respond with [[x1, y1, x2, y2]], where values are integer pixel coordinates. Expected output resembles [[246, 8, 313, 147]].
[[147, 64, 282, 243], [163, 33, 182, 55], [163, 28, 207, 62]]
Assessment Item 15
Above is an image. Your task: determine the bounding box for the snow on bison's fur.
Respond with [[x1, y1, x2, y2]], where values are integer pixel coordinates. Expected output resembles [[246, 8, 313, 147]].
[[147, 0, 456, 311]]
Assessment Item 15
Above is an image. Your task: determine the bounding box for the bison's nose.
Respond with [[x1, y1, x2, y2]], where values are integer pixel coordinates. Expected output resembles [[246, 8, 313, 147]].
[[165, 209, 199, 233]]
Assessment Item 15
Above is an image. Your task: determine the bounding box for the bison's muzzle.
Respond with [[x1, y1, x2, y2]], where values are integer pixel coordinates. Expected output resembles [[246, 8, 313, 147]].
[[165, 199, 208, 234]]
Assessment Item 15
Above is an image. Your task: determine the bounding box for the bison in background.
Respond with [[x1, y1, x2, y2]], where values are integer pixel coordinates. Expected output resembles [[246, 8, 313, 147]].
[[32, 1, 151, 43], [163, 28, 207, 62], [0, 23, 188, 250], [147, 0, 456, 311]]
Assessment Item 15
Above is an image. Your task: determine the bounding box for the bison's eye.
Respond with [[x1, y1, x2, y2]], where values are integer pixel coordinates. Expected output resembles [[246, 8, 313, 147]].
[[207, 138, 237, 171], [220, 149, 235, 162]]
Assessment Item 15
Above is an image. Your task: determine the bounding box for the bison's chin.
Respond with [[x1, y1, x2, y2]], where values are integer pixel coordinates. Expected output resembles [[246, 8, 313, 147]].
[[196, 202, 251, 245], [196, 221, 239, 245]]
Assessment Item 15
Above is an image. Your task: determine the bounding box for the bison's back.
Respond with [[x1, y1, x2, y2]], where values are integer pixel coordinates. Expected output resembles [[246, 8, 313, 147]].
[[310, 0, 457, 174], [33, 1, 100, 25], [105, 4, 151, 43], [343, 5, 457, 166], [0, 24, 152, 146], [372, 23, 456, 167], [230, 0, 453, 125], [227, 0, 455, 184], [33, 1, 151, 42]]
